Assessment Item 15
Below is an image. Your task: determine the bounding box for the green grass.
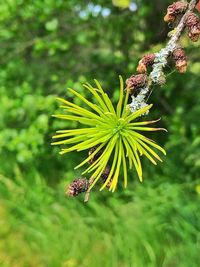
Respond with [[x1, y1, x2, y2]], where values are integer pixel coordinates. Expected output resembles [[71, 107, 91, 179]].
[[0, 173, 199, 267]]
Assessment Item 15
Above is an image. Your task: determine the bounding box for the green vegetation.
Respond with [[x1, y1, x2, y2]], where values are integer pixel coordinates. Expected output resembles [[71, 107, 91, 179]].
[[0, 0, 200, 266], [52, 78, 166, 191]]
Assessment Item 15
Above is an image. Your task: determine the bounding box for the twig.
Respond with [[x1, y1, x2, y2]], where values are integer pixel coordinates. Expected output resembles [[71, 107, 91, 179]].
[[129, 0, 199, 112], [84, 178, 94, 203]]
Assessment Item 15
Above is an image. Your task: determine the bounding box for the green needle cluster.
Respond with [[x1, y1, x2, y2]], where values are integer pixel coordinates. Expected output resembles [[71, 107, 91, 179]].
[[52, 76, 166, 192]]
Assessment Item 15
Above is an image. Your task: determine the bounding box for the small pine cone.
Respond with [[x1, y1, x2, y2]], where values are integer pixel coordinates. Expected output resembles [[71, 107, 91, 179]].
[[172, 47, 187, 73], [126, 74, 148, 95], [164, 1, 188, 23], [196, 1, 200, 13], [101, 166, 113, 188], [88, 146, 102, 165], [137, 54, 156, 73], [66, 178, 89, 197], [186, 13, 200, 42]]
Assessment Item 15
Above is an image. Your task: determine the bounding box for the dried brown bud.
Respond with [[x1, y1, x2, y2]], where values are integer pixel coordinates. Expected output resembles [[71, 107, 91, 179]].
[[164, 1, 188, 23], [101, 166, 112, 188], [88, 146, 102, 164], [196, 1, 200, 13], [66, 178, 89, 197], [186, 13, 200, 42], [126, 74, 148, 95], [172, 47, 187, 73], [137, 54, 156, 73]]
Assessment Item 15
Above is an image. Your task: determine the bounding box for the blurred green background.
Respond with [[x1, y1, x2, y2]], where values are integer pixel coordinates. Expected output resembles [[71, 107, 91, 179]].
[[0, 0, 200, 266]]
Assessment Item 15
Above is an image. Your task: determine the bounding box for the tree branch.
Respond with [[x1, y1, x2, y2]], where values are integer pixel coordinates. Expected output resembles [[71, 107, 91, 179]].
[[129, 0, 199, 113]]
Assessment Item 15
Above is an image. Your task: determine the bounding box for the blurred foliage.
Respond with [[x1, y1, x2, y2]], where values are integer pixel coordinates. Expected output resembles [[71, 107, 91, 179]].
[[0, 173, 199, 267], [0, 0, 200, 266]]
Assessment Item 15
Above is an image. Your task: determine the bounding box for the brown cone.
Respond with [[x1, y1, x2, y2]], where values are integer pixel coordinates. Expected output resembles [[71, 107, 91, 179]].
[[66, 178, 89, 197], [164, 1, 188, 23], [126, 74, 148, 95], [172, 47, 187, 73], [196, 1, 200, 13], [137, 54, 156, 73], [186, 13, 200, 42]]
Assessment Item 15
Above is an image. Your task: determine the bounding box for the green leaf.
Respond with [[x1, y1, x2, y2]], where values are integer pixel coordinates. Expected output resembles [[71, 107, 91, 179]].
[[45, 18, 58, 32]]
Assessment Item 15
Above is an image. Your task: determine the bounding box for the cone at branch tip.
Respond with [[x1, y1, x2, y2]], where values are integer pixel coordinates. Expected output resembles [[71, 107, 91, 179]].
[[164, 1, 188, 23]]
